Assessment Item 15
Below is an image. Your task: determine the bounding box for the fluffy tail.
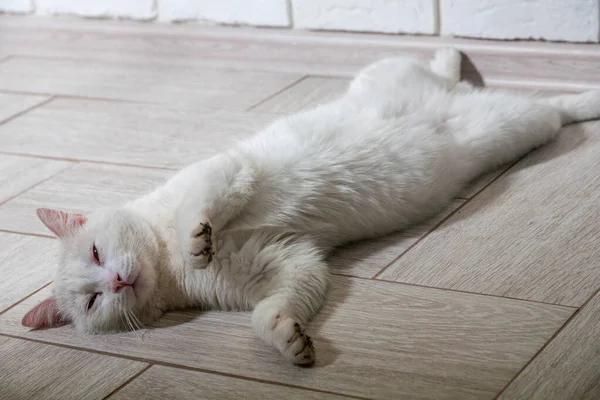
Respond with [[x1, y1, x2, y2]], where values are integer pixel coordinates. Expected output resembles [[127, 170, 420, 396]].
[[540, 90, 600, 125]]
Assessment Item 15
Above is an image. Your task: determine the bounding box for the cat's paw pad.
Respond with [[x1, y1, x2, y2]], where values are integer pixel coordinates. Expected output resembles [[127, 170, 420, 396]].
[[273, 316, 315, 365], [186, 220, 215, 269]]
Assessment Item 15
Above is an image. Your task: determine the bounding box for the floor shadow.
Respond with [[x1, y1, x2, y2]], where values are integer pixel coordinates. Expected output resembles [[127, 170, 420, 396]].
[[460, 52, 485, 87], [148, 307, 204, 330], [302, 276, 351, 368]]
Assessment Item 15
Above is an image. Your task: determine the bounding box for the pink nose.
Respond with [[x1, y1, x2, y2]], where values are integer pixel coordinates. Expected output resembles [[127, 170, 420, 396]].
[[112, 273, 133, 293]]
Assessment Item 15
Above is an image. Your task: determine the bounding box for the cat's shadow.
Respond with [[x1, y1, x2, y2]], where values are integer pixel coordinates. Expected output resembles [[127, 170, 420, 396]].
[[146, 304, 344, 367], [461, 53, 485, 88]]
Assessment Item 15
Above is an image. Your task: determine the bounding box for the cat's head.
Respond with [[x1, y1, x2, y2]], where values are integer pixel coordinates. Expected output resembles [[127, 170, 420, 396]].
[[22, 208, 161, 333]]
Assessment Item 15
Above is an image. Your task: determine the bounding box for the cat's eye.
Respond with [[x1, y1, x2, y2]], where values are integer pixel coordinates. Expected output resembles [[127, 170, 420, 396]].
[[92, 244, 100, 265], [87, 293, 100, 311]]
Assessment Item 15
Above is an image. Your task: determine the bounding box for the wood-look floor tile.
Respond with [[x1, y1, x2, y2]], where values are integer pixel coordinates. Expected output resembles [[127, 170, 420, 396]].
[[0, 155, 72, 203], [0, 277, 572, 399], [0, 163, 172, 236], [0, 233, 57, 312], [0, 336, 147, 400], [378, 121, 600, 306], [499, 291, 600, 399], [252, 77, 349, 114], [0, 58, 302, 110], [112, 365, 349, 400], [0, 98, 274, 169], [0, 93, 49, 123], [329, 200, 464, 278]]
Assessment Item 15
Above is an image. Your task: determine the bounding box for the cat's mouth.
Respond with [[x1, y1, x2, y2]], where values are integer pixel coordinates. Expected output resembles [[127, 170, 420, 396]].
[[122, 266, 151, 306], [130, 277, 142, 298], [115, 263, 156, 311], [120, 269, 141, 295]]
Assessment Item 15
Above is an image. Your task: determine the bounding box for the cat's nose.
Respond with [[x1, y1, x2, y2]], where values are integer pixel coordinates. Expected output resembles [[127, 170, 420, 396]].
[[111, 273, 133, 292]]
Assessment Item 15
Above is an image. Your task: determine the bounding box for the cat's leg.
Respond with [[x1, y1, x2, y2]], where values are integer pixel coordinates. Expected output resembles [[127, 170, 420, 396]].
[[447, 91, 600, 176], [429, 47, 462, 89], [348, 56, 444, 97], [250, 242, 328, 365], [538, 91, 600, 125], [346, 50, 464, 117], [349, 47, 463, 97], [175, 158, 256, 269]]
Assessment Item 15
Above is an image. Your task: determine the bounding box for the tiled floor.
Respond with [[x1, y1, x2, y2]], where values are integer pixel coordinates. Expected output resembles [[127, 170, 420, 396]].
[[1, 16, 600, 400]]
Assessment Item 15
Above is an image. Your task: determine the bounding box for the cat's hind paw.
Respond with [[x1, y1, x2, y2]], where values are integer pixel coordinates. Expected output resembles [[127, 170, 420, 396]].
[[185, 220, 215, 269], [430, 47, 462, 87]]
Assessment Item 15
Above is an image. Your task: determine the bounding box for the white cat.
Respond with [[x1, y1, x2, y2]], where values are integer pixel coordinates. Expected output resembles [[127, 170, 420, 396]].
[[22, 48, 600, 365]]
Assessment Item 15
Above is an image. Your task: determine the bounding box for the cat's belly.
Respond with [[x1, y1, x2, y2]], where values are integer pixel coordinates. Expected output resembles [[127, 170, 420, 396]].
[[231, 129, 463, 245], [169, 230, 280, 312]]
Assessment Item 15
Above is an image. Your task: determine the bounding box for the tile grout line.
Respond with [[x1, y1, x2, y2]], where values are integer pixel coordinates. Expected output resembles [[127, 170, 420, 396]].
[[336, 273, 579, 309], [493, 286, 600, 399], [0, 333, 370, 400], [369, 201, 466, 280], [0, 95, 55, 126], [0, 151, 179, 172], [0, 229, 55, 239], [0, 161, 76, 207], [0, 282, 52, 316], [0, 89, 288, 116], [371, 160, 520, 280], [245, 75, 309, 111], [102, 364, 153, 400], [0, 88, 157, 105]]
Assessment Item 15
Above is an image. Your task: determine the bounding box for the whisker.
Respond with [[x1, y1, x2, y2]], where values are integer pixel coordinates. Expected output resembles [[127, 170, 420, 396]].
[[125, 310, 144, 339], [131, 310, 148, 332], [119, 313, 127, 331], [124, 310, 136, 334]]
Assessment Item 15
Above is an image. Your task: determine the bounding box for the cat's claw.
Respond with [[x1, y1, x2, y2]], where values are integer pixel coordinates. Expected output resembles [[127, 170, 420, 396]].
[[273, 316, 315, 365], [186, 220, 215, 269]]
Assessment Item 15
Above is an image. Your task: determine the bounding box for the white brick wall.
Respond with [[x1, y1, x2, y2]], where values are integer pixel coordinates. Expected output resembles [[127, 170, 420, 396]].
[[0, 0, 33, 13], [36, 0, 156, 20], [292, 0, 437, 34], [441, 0, 600, 43], [158, 0, 290, 26], [0, 0, 599, 43]]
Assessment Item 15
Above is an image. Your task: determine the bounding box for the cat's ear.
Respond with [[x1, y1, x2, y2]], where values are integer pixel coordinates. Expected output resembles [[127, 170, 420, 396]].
[[21, 297, 70, 329], [36, 208, 87, 238]]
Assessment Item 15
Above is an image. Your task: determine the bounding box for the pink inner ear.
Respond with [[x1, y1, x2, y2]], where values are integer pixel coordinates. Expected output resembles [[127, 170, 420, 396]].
[[21, 297, 70, 329], [36, 208, 87, 238]]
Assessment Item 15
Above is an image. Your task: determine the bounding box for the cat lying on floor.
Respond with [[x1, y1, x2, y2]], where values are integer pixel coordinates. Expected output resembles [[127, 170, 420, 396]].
[[22, 48, 600, 365]]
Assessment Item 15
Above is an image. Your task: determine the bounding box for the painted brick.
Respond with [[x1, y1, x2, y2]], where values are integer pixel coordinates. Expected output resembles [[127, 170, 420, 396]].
[[0, 0, 33, 13], [36, 0, 156, 20], [291, 0, 438, 34], [158, 0, 290, 27], [441, 0, 600, 42]]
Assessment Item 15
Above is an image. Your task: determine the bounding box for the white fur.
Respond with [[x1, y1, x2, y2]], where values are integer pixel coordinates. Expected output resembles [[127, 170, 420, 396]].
[[29, 48, 600, 365]]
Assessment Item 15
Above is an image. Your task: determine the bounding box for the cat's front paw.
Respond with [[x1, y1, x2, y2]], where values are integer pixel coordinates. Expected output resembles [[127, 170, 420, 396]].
[[184, 220, 215, 269], [273, 315, 315, 365]]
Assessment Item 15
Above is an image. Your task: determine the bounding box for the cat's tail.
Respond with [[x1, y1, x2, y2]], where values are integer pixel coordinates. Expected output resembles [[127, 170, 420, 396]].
[[539, 90, 600, 125]]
